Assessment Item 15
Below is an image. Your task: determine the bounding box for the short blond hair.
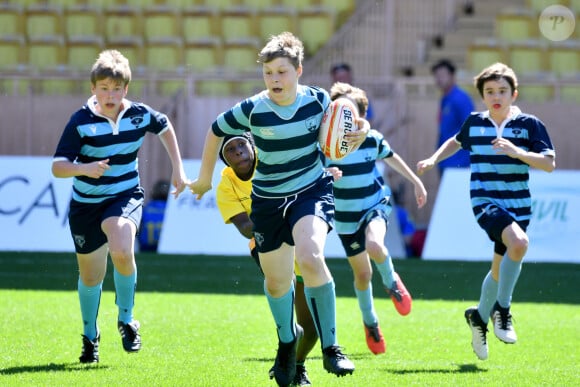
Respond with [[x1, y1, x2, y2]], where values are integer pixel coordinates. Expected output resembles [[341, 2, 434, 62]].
[[257, 31, 304, 69], [90, 49, 131, 86]]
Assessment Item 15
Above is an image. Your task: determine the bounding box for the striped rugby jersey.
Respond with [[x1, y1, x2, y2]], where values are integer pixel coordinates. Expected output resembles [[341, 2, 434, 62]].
[[53, 96, 169, 203], [212, 85, 330, 198], [455, 106, 555, 223], [325, 129, 394, 234]]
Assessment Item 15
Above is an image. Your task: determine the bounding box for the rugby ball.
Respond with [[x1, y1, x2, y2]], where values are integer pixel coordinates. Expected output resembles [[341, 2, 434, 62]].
[[319, 98, 359, 160]]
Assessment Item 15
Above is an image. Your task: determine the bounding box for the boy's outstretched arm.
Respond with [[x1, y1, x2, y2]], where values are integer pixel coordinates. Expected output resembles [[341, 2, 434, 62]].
[[189, 129, 222, 199], [159, 122, 188, 198], [384, 153, 427, 209], [416, 137, 461, 176]]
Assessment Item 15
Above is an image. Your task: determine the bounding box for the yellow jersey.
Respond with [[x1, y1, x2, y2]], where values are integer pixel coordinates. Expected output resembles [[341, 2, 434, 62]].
[[216, 166, 301, 277]]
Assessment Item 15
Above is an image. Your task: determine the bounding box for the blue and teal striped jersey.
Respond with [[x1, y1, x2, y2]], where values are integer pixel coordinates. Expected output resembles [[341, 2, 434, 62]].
[[325, 129, 394, 234], [212, 85, 330, 198], [455, 107, 555, 222], [53, 96, 169, 203]]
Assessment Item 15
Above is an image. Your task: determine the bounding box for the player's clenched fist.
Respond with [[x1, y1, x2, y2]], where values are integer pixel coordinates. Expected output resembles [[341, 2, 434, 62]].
[[85, 159, 110, 179]]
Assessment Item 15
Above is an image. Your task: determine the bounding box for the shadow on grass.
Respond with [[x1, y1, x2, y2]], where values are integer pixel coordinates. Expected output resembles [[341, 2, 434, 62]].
[[387, 363, 487, 375], [0, 362, 110, 375], [1, 252, 578, 303]]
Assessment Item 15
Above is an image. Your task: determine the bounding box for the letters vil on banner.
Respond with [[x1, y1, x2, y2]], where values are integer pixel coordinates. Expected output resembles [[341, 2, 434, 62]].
[[422, 168, 580, 263]]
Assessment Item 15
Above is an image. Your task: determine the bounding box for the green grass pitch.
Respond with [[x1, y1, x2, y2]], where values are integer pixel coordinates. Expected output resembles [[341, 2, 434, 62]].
[[0, 252, 578, 386]]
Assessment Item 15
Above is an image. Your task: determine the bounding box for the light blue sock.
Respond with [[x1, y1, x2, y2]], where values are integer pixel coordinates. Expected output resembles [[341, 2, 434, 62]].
[[374, 256, 395, 288], [497, 257, 522, 308], [114, 268, 137, 324], [304, 281, 337, 349], [477, 271, 498, 324], [78, 278, 102, 340], [265, 281, 296, 343], [355, 283, 378, 327]]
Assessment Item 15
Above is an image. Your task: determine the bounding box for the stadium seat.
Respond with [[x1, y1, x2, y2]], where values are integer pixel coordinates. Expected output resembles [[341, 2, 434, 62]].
[[233, 79, 265, 96], [195, 79, 233, 96], [0, 35, 26, 71], [547, 40, 580, 77], [181, 4, 219, 41], [496, 8, 536, 42], [144, 37, 184, 73], [569, 0, 580, 11], [317, 0, 355, 25], [296, 5, 336, 55], [101, 0, 152, 8], [244, 0, 281, 10], [27, 35, 70, 94], [25, 3, 63, 40], [257, 6, 297, 44], [220, 5, 258, 42], [517, 83, 554, 103], [526, 0, 564, 14], [467, 38, 507, 74], [104, 3, 142, 44], [507, 39, 547, 76], [105, 36, 145, 70], [559, 83, 580, 104], [27, 35, 66, 72], [183, 36, 222, 73], [66, 35, 105, 72], [0, 2, 24, 38], [155, 78, 185, 96], [64, 3, 103, 40], [279, 0, 312, 10], [202, 0, 236, 10], [222, 37, 262, 73], [143, 4, 181, 41]]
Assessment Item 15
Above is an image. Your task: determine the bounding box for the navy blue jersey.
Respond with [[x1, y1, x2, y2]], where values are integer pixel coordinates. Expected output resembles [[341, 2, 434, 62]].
[[325, 129, 394, 234], [211, 85, 330, 198], [455, 107, 555, 223], [53, 96, 169, 203]]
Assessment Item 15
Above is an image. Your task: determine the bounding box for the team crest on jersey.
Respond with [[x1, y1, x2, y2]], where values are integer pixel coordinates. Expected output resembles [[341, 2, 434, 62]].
[[259, 128, 274, 137], [130, 115, 144, 127], [306, 117, 318, 132], [254, 232, 264, 247], [73, 234, 86, 248], [511, 128, 522, 137]]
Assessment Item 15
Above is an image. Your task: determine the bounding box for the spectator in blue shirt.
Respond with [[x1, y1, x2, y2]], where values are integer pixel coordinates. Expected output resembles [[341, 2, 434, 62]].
[[431, 59, 475, 177], [138, 179, 170, 252], [331, 62, 376, 127]]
